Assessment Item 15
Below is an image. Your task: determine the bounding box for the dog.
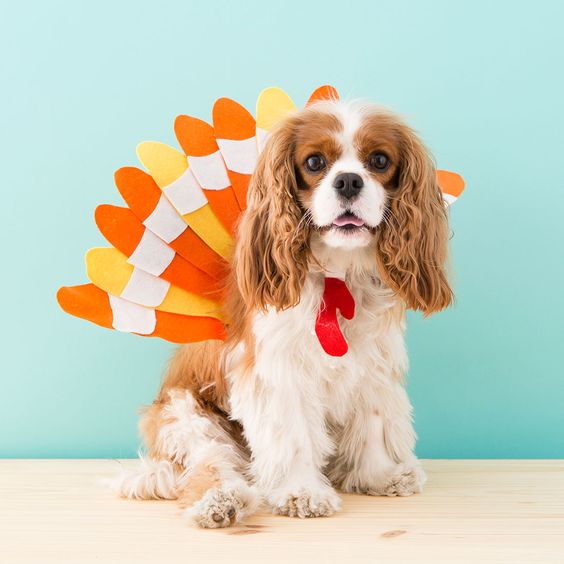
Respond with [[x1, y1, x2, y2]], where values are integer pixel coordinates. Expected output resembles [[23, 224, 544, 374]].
[[115, 99, 452, 528]]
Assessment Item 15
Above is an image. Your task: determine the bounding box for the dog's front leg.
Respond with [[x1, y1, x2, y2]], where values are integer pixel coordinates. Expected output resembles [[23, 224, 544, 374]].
[[230, 363, 341, 518], [330, 377, 426, 497]]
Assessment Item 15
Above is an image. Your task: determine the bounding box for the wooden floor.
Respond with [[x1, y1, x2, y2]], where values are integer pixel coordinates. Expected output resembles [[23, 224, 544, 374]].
[[0, 460, 563, 563]]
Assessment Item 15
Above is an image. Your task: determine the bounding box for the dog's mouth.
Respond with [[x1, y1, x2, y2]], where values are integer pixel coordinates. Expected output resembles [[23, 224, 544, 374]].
[[330, 212, 366, 231], [319, 211, 376, 248]]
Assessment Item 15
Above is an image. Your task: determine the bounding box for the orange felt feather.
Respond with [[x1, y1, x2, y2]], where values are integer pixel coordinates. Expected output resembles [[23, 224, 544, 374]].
[[154, 311, 226, 343], [57, 284, 226, 343], [307, 85, 340, 105], [212, 98, 258, 209], [213, 98, 256, 140], [436, 170, 465, 197], [57, 284, 114, 329]]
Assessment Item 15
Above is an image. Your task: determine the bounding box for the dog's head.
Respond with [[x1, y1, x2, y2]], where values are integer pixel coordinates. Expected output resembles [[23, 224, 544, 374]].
[[235, 101, 452, 315]]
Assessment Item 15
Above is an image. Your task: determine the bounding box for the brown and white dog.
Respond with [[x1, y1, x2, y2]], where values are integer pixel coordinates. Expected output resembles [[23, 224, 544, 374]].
[[115, 100, 452, 528]]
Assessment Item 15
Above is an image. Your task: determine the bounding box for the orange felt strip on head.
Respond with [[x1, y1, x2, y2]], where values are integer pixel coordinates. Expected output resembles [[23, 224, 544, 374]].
[[113, 167, 228, 281], [174, 116, 242, 232], [95, 204, 223, 300], [307, 85, 340, 106]]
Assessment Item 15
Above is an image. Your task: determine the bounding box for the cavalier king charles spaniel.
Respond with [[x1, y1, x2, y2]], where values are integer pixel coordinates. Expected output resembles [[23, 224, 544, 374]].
[[116, 99, 452, 528]]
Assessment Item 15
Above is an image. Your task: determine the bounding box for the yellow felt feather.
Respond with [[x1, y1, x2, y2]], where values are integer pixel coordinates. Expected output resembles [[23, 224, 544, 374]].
[[256, 87, 296, 132]]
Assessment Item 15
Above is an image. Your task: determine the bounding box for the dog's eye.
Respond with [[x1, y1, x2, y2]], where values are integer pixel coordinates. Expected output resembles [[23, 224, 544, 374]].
[[304, 154, 326, 173], [368, 152, 390, 171]]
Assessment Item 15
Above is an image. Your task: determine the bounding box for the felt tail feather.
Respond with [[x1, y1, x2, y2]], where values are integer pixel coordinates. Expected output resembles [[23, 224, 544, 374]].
[[307, 84, 340, 105], [57, 284, 226, 343], [437, 170, 465, 206], [256, 87, 297, 152], [212, 98, 258, 209]]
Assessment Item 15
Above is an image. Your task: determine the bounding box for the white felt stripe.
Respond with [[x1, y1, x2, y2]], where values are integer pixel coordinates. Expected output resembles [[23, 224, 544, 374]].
[[188, 151, 230, 190], [162, 167, 208, 215], [143, 195, 187, 243], [109, 294, 156, 335], [216, 137, 258, 175], [442, 193, 457, 206], [256, 128, 270, 153], [120, 267, 170, 307], [127, 228, 175, 276]]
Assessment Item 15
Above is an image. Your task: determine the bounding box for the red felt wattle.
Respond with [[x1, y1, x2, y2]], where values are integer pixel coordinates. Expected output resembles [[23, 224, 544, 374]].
[[315, 277, 355, 357]]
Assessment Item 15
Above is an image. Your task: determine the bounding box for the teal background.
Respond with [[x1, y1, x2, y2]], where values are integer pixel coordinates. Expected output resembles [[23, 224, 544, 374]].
[[1, 0, 563, 458]]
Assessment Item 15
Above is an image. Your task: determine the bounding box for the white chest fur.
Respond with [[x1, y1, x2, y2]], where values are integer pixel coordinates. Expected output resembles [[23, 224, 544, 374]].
[[248, 270, 407, 424]]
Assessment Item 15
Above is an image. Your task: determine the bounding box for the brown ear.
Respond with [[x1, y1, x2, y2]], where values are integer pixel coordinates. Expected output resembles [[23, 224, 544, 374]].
[[376, 127, 453, 315], [234, 117, 310, 312]]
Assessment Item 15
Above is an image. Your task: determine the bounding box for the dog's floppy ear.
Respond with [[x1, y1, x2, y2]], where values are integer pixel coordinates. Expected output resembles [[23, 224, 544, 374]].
[[376, 126, 453, 315], [234, 116, 310, 312]]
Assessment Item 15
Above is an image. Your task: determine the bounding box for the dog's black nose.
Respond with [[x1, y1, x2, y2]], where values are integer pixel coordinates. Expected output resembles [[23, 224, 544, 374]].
[[333, 172, 364, 199]]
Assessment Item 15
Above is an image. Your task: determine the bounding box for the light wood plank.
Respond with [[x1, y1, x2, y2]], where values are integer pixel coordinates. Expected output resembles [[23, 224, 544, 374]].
[[0, 460, 563, 563]]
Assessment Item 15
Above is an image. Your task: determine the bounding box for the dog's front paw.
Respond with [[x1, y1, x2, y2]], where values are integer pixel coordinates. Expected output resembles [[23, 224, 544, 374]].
[[341, 462, 426, 497], [267, 484, 342, 518], [369, 463, 426, 497], [183, 483, 260, 528]]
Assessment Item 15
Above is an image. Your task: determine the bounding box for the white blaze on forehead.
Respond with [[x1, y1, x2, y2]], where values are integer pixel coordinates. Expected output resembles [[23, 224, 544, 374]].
[[333, 102, 364, 152]]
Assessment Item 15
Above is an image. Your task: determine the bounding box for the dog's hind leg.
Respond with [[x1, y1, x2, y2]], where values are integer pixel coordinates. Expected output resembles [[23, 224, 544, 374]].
[[116, 388, 259, 528]]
